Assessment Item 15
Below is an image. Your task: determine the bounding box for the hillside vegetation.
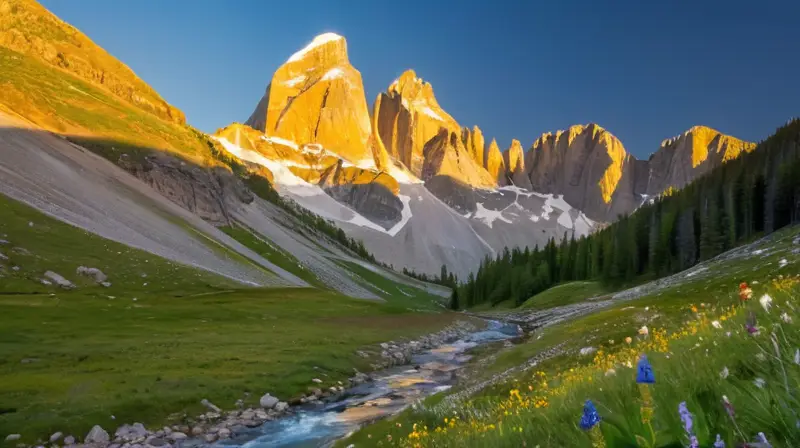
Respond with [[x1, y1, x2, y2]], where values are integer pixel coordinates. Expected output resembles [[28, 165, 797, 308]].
[[0, 194, 456, 442]]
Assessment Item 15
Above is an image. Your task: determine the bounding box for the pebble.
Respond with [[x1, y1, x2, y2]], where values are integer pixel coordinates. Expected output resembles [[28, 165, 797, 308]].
[[49, 432, 62, 443]]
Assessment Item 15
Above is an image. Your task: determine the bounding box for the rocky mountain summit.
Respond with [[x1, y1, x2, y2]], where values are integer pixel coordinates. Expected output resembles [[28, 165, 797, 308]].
[[225, 32, 753, 275]]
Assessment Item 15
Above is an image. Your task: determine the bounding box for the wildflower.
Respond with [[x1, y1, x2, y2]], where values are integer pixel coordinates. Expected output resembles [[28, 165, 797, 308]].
[[579, 400, 606, 448], [722, 395, 735, 418], [757, 432, 772, 448], [714, 434, 725, 447], [636, 355, 655, 384], [781, 312, 792, 323], [759, 294, 773, 312], [720, 366, 729, 379], [579, 400, 601, 430], [638, 325, 649, 336], [746, 312, 760, 335], [712, 320, 722, 329], [754, 377, 766, 388], [739, 282, 753, 301], [625, 337, 632, 344], [678, 402, 694, 434], [726, 331, 732, 337]]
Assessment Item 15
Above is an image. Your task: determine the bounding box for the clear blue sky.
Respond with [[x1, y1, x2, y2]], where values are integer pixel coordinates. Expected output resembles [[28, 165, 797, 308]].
[[41, 0, 799, 158]]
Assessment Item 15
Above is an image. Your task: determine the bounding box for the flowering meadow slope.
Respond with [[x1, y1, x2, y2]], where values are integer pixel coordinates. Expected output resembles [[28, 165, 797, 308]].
[[339, 227, 800, 447]]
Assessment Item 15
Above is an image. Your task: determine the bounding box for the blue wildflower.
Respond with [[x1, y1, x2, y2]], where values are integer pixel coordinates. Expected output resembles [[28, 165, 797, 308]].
[[757, 432, 772, 448], [580, 399, 601, 430], [678, 402, 693, 434], [713, 434, 725, 448], [636, 354, 655, 384]]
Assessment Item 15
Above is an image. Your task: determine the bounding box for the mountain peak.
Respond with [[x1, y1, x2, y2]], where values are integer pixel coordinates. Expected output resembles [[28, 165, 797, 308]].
[[286, 32, 346, 63]]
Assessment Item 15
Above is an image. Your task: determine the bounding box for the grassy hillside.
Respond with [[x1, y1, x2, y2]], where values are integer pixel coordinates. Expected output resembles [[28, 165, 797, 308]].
[[0, 193, 464, 443], [341, 226, 800, 447], [0, 0, 183, 124], [520, 281, 610, 310]]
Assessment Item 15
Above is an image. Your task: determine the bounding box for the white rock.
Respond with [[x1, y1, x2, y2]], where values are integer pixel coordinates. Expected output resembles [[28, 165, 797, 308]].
[[217, 428, 231, 439], [5, 434, 21, 442], [101, 282, 112, 288], [311, 378, 322, 384], [76, 266, 108, 283], [274, 402, 289, 412], [579, 346, 596, 356], [168, 432, 187, 441], [86, 425, 110, 444], [44, 271, 75, 289], [259, 393, 279, 409], [50, 432, 63, 443], [64, 435, 75, 445], [200, 398, 221, 413]]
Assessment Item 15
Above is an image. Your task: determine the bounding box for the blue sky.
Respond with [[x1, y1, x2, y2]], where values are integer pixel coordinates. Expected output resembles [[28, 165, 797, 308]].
[[41, 0, 799, 158]]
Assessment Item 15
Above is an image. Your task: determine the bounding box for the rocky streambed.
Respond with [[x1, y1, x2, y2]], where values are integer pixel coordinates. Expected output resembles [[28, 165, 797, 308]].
[[9, 320, 520, 448]]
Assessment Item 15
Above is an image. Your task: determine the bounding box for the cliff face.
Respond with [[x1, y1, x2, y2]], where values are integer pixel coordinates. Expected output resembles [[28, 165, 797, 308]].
[[245, 33, 374, 165], [644, 125, 756, 196]]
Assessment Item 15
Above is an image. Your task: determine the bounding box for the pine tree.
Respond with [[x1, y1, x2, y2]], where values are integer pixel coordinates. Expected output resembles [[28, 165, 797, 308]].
[[449, 288, 460, 310]]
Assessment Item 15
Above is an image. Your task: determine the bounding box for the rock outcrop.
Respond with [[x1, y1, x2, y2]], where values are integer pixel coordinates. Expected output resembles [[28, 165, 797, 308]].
[[526, 124, 633, 221], [644, 125, 756, 196], [118, 152, 254, 226], [503, 139, 531, 190], [484, 139, 507, 187], [245, 33, 374, 165], [421, 129, 496, 188], [461, 126, 486, 168]]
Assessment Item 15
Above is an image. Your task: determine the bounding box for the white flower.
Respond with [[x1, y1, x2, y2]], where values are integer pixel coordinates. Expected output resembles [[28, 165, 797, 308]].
[[759, 294, 773, 312], [754, 377, 766, 388], [781, 312, 792, 323], [638, 325, 649, 336], [794, 348, 799, 365], [756, 353, 767, 362], [726, 331, 732, 337], [720, 366, 729, 379], [711, 320, 722, 329]]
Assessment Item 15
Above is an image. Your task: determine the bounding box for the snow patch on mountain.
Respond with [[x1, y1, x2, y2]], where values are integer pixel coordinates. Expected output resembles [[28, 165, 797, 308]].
[[473, 202, 512, 228], [287, 33, 344, 63]]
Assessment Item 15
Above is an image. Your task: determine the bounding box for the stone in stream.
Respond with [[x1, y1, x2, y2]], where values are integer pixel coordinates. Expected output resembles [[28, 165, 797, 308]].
[[274, 402, 289, 412], [217, 428, 231, 439], [168, 432, 187, 441], [200, 398, 221, 413], [190, 427, 204, 436], [85, 425, 110, 444], [259, 393, 279, 409], [64, 435, 76, 445]]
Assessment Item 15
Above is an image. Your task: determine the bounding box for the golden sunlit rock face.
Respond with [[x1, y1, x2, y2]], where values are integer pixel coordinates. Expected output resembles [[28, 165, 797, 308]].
[[0, 0, 185, 124], [374, 70, 497, 188], [503, 139, 531, 190], [245, 33, 374, 165], [527, 124, 633, 219], [484, 138, 507, 187], [646, 125, 756, 196], [421, 129, 496, 188]]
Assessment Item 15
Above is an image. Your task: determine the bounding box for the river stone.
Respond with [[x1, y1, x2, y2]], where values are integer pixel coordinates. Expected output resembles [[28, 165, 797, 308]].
[[5, 434, 21, 442], [274, 402, 288, 412], [64, 436, 75, 445], [168, 432, 187, 441], [259, 393, 279, 409], [217, 429, 231, 439], [190, 427, 203, 436], [49, 432, 63, 443], [86, 425, 110, 444], [200, 399, 221, 413]]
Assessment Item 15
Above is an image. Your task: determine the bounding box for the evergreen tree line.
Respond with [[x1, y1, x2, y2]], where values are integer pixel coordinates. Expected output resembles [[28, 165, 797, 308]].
[[454, 119, 800, 309], [402, 264, 459, 288]]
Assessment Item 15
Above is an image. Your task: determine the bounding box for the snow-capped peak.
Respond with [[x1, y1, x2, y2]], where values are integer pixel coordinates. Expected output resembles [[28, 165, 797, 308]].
[[287, 33, 344, 63]]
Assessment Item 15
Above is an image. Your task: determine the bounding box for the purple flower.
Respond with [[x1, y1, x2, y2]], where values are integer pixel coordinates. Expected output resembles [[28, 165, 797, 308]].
[[713, 434, 725, 448], [757, 432, 772, 448], [579, 399, 601, 430], [678, 402, 693, 434], [636, 355, 655, 384]]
